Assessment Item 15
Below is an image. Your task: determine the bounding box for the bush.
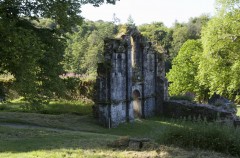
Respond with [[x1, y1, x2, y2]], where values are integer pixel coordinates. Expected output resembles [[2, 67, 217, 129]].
[[0, 81, 21, 101], [62, 77, 95, 101], [161, 120, 240, 156], [170, 95, 194, 102]]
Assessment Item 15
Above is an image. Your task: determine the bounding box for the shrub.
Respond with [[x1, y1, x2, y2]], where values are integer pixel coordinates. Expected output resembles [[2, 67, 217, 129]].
[[62, 77, 95, 101], [161, 120, 240, 156]]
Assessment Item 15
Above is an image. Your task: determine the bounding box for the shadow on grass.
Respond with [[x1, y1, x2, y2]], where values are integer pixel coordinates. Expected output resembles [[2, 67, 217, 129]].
[[0, 125, 118, 153], [0, 112, 239, 157], [0, 116, 177, 153]]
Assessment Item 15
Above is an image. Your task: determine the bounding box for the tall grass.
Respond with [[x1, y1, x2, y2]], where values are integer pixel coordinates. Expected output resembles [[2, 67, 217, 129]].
[[160, 119, 240, 156]]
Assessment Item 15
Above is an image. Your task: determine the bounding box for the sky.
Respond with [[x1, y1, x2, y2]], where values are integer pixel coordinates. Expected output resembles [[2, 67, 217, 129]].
[[81, 0, 216, 27]]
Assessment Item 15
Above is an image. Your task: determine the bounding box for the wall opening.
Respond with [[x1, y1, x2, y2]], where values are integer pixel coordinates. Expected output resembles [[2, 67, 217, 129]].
[[132, 89, 142, 118], [117, 54, 122, 73]]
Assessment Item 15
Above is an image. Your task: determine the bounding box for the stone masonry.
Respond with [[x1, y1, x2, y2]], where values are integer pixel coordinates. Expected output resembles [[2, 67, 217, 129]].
[[95, 29, 168, 127]]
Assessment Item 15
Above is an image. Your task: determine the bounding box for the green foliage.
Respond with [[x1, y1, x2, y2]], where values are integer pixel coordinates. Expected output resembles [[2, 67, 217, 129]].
[[0, 112, 239, 157], [0, 0, 119, 106], [41, 100, 93, 115], [139, 22, 171, 52], [198, 2, 240, 102], [63, 20, 116, 76], [216, 0, 240, 15], [62, 77, 96, 100], [167, 40, 208, 101], [138, 15, 210, 73], [167, 1, 240, 102], [0, 100, 93, 115], [126, 15, 136, 32], [0, 81, 21, 101], [162, 120, 240, 156], [170, 15, 210, 59]]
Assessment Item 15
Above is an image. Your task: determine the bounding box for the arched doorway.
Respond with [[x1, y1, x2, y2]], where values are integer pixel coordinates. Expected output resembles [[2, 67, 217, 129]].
[[132, 90, 142, 118]]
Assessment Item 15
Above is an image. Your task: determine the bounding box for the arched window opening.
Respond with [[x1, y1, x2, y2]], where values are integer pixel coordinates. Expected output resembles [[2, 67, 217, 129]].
[[132, 89, 142, 118]]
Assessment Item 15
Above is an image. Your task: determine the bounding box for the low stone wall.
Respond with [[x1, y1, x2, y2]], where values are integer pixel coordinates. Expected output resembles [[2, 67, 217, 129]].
[[163, 100, 235, 121]]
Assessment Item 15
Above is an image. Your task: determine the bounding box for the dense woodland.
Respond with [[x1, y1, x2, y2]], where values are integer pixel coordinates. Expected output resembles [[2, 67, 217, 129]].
[[0, 0, 240, 106]]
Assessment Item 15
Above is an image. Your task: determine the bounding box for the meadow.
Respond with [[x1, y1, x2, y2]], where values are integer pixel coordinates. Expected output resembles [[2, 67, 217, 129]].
[[0, 101, 239, 158]]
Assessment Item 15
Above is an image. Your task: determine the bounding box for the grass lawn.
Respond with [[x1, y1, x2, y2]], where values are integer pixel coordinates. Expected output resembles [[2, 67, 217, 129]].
[[0, 112, 237, 158], [0, 125, 231, 158], [0, 101, 239, 157], [0, 100, 93, 115]]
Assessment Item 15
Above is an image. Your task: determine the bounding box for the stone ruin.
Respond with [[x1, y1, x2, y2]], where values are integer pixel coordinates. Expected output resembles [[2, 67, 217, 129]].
[[94, 29, 168, 127]]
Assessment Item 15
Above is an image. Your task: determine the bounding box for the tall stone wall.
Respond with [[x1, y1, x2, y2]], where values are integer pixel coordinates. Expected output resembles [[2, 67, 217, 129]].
[[95, 29, 167, 128]]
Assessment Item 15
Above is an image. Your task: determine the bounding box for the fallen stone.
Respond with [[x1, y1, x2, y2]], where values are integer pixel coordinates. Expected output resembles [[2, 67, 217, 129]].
[[128, 141, 142, 150]]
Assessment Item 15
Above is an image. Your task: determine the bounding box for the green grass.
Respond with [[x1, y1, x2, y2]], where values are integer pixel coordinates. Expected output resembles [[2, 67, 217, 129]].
[[0, 126, 120, 158], [0, 100, 239, 157], [0, 126, 231, 158], [161, 119, 240, 156], [0, 100, 93, 115], [0, 114, 234, 158]]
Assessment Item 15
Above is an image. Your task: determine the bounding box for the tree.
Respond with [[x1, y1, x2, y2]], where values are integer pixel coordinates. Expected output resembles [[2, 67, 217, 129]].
[[215, 0, 240, 15], [126, 15, 136, 32], [63, 20, 116, 76], [0, 0, 119, 105], [167, 40, 208, 101], [139, 22, 170, 48], [170, 15, 210, 60], [138, 22, 172, 59], [198, 0, 240, 102]]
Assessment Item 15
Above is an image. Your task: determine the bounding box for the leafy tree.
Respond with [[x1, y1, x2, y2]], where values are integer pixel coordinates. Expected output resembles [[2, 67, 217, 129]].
[[198, 0, 240, 102], [0, 0, 119, 105], [170, 15, 210, 60], [167, 40, 208, 101], [216, 0, 240, 15], [138, 22, 172, 72], [64, 20, 116, 76], [139, 22, 171, 50], [127, 15, 135, 27]]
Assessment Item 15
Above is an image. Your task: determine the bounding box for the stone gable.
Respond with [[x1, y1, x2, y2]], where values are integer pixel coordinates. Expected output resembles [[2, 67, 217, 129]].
[[94, 29, 168, 127]]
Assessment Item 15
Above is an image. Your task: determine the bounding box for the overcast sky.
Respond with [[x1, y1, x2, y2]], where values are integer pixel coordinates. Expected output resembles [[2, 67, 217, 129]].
[[81, 0, 216, 27]]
